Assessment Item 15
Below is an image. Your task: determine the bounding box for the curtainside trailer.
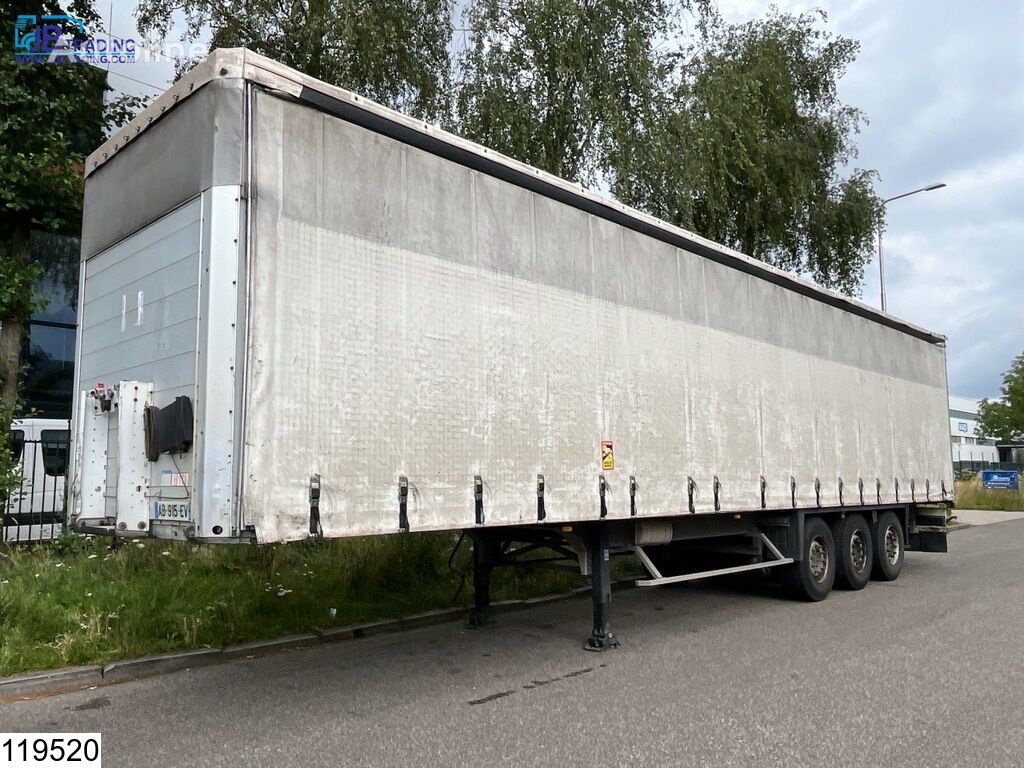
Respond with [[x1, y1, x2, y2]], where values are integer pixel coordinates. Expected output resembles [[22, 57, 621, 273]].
[[70, 49, 952, 649]]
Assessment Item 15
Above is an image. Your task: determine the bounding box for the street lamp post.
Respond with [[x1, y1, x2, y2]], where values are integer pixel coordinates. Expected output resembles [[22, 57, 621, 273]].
[[878, 182, 946, 312]]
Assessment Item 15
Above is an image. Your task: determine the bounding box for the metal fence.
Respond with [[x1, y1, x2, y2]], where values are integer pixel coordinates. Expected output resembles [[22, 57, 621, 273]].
[[953, 460, 1024, 477], [3, 435, 69, 545]]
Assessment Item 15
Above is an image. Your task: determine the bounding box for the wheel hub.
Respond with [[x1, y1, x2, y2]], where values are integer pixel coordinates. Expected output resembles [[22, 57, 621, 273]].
[[808, 537, 829, 582], [884, 524, 900, 566], [850, 530, 868, 572]]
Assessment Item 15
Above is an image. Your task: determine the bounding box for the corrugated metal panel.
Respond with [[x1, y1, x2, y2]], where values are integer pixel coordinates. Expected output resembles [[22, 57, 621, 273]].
[[78, 198, 202, 508], [241, 91, 953, 542]]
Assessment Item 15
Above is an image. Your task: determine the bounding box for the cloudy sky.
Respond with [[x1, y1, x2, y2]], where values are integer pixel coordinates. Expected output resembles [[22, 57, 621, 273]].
[[102, 0, 1023, 399]]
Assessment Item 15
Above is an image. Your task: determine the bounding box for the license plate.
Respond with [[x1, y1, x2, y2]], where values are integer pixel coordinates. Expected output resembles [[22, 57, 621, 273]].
[[153, 501, 191, 521]]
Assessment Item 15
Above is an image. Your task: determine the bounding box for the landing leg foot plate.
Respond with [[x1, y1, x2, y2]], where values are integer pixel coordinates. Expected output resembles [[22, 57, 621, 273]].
[[584, 632, 619, 652]]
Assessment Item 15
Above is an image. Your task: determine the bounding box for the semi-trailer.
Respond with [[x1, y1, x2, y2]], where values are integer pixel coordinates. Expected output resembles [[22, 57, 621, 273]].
[[69, 49, 952, 649]]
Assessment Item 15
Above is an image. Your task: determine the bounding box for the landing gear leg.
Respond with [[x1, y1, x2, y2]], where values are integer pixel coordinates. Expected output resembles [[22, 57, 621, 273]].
[[585, 523, 619, 651]]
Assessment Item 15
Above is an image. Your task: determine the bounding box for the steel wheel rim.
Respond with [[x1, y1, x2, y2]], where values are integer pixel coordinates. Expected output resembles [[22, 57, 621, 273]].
[[849, 529, 868, 573], [884, 524, 900, 566], [808, 537, 829, 583]]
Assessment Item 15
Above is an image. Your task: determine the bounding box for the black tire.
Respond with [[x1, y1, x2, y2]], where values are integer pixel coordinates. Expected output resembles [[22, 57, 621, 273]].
[[832, 513, 873, 590], [871, 511, 905, 581], [781, 516, 836, 601]]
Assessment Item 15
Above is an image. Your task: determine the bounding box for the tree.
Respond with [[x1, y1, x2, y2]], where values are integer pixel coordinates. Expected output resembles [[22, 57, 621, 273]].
[[610, 10, 882, 293], [1, 3, 100, 409], [453, 0, 702, 185], [136, 0, 455, 121], [977, 353, 1024, 444], [1, 1, 141, 497]]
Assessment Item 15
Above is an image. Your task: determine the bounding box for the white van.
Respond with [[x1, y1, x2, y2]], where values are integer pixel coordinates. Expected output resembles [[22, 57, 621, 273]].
[[5, 418, 70, 543]]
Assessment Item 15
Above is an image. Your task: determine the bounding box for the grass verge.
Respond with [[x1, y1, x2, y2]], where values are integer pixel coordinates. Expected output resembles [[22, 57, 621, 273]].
[[0, 531, 619, 677], [955, 478, 1024, 512]]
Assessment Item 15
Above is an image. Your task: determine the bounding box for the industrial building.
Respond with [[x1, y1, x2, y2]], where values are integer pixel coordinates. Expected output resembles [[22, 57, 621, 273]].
[[948, 394, 998, 467]]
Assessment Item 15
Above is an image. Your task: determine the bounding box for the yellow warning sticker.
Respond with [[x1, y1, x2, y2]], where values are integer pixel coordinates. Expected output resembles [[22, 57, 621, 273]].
[[601, 441, 615, 471]]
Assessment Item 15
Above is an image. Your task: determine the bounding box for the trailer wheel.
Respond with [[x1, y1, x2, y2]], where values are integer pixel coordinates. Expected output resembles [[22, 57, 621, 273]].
[[832, 513, 873, 590], [871, 511, 904, 581], [782, 516, 835, 601]]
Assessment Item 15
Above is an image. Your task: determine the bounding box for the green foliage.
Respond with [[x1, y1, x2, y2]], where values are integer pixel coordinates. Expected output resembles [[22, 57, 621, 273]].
[[0, 0, 146, 249], [0, 237, 39, 322], [0, 532, 594, 675], [1, 3, 143, 296], [0, 1, 143, 433], [0, 2, 106, 239], [136, 0, 454, 121], [977, 352, 1024, 443], [611, 9, 882, 293], [453, 0, 698, 184]]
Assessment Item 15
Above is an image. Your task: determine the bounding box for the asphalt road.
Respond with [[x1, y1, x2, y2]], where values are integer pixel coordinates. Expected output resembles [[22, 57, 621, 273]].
[[5, 518, 1024, 767]]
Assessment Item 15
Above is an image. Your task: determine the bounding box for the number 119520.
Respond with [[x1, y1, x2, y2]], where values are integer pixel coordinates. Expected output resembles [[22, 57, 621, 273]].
[[1, 734, 101, 767]]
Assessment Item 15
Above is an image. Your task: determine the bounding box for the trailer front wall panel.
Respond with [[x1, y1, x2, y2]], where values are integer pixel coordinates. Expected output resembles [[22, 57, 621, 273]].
[[241, 87, 950, 542]]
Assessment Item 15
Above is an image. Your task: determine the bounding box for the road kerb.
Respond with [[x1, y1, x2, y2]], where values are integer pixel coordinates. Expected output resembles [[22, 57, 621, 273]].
[[400, 608, 465, 630], [103, 648, 224, 684], [346, 619, 402, 639], [0, 665, 103, 703], [223, 633, 321, 660]]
